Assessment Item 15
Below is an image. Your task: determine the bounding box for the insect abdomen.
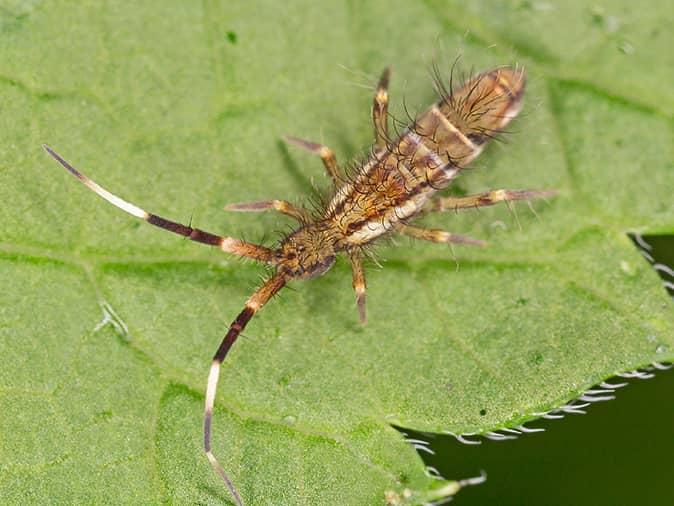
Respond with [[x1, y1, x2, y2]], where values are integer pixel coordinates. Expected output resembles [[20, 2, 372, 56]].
[[415, 67, 526, 174], [327, 67, 526, 247]]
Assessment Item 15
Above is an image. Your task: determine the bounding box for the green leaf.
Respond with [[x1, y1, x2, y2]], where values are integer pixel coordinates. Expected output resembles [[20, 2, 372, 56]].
[[1, 1, 672, 504]]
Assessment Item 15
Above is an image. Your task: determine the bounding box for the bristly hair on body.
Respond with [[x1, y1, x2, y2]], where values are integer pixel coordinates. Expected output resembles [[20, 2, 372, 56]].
[[44, 63, 555, 505]]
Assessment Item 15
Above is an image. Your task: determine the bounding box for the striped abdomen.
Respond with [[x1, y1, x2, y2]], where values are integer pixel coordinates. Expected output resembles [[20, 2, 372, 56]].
[[326, 67, 526, 247]]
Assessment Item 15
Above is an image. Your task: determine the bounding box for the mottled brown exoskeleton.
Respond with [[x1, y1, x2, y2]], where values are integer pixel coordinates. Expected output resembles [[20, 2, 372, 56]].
[[44, 65, 553, 505]]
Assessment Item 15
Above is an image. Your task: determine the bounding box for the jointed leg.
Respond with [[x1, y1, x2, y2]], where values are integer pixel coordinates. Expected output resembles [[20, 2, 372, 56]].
[[429, 189, 556, 213], [204, 273, 287, 506], [396, 223, 486, 247], [43, 145, 274, 263], [372, 68, 391, 149], [349, 251, 367, 324], [284, 135, 340, 185], [224, 200, 310, 223]]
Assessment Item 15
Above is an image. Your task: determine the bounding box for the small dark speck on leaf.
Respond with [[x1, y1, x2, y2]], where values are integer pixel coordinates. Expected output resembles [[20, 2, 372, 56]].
[[516, 297, 529, 306], [226, 31, 238, 44], [94, 410, 113, 421], [278, 373, 291, 387], [479, 408, 487, 416], [397, 472, 410, 485], [590, 12, 603, 26]]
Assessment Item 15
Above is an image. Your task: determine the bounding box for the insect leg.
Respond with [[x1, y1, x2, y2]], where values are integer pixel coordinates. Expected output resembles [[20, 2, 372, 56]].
[[396, 223, 486, 247], [429, 189, 556, 212], [349, 251, 367, 324], [224, 200, 310, 222], [283, 135, 340, 185], [204, 272, 287, 506], [43, 145, 274, 263], [372, 67, 391, 149]]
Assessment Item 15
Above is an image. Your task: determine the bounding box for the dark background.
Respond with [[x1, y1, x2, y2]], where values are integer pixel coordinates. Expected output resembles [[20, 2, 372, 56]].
[[416, 235, 673, 505]]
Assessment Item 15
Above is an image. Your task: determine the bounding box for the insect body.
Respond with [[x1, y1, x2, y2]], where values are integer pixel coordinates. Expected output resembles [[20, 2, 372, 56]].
[[44, 65, 551, 505]]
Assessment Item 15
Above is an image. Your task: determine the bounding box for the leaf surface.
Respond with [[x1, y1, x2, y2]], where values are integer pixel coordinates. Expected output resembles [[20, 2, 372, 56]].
[[1, 1, 672, 504]]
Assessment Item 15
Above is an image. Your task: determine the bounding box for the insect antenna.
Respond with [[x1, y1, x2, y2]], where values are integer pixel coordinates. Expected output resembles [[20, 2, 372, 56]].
[[42, 145, 274, 263], [204, 272, 287, 506]]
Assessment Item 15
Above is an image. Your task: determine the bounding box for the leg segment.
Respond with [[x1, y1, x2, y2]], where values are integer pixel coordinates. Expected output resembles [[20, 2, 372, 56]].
[[396, 223, 486, 247], [204, 273, 287, 506], [283, 135, 340, 185], [372, 67, 391, 149], [349, 251, 367, 324], [430, 189, 556, 213], [43, 145, 274, 263], [224, 200, 310, 223]]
